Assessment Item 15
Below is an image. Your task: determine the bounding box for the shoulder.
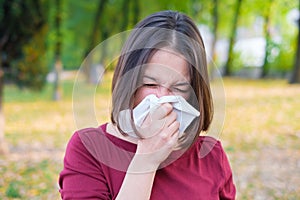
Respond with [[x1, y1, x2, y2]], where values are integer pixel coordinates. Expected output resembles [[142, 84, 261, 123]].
[[195, 136, 224, 159], [66, 126, 105, 149], [62, 125, 113, 177], [196, 136, 233, 177], [194, 136, 231, 173], [64, 125, 108, 162], [65, 124, 135, 172]]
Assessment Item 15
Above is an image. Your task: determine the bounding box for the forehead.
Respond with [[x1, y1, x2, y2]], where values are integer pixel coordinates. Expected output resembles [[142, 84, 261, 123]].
[[143, 49, 190, 82]]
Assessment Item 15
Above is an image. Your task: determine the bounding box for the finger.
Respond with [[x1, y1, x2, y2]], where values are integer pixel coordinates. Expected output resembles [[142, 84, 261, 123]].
[[164, 111, 177, 128], [141, 104, 171, 127], [168, 130, 180, 149], [160, 126, 179, 150], [159, 120, 179, 140], [167, 120, 180, 136], [146, 109, 176, 137], [150, 103, 173, 121], [137, 118, 165, 138], [167, 122, 180, 146]]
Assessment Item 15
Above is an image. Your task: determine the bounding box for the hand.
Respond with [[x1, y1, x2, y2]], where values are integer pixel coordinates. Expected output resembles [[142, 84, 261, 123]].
[[134, 103, 180, 170]]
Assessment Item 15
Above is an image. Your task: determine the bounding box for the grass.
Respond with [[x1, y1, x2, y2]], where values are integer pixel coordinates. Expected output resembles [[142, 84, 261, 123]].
[[222, 78, 300, 199], [222, 78, 300, 150], [0, 73, 300, 199]]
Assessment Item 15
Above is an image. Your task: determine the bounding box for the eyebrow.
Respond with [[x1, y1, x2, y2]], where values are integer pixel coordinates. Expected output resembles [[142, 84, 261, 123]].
[[143, 75, 157, 82], [143, 75, 190, 86]]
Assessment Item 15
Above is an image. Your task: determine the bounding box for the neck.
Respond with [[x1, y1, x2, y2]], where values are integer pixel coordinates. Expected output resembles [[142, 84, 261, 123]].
[[106, 122, 139, 144]]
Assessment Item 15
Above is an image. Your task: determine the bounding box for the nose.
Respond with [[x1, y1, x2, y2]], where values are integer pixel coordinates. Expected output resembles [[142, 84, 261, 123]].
[[156, 86, 171, 98]]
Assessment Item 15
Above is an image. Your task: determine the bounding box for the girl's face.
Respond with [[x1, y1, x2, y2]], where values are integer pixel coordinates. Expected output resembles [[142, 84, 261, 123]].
[[134, 49, 191, 107]]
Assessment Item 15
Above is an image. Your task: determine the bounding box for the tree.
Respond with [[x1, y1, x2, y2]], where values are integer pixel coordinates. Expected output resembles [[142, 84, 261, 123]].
[[0, 0, 48, 154], [209, 0, 219, 79], [260, 0, 274, 78], [132, 0, 140, 25], [223, 0, 243, 76], [53, 0, 63, 100], [81, 0, 142, 74], [83, 0, 108, 83], [290, 0, 300, 83]]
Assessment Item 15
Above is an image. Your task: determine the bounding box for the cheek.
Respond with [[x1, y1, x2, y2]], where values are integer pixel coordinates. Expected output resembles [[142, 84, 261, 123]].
[[181, 92, 191, 101], [133, 87, 156, 107]]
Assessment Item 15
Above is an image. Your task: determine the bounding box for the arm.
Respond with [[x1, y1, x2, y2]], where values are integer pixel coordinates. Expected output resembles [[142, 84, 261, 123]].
[[116, 103, 179, 200], [116, 158, 157, 200], [59, 132, 111, 200]]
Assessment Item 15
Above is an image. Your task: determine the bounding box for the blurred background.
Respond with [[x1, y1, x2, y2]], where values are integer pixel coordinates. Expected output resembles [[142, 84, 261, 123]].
[[0, 0, 300, 199]]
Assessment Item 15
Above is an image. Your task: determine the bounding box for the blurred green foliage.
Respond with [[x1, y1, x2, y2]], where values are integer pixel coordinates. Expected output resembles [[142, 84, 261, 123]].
[[47, 0, 298, 73], [15, 26, 49, 90], [0, 0, 299, 88], [0, 0, 48, 91]]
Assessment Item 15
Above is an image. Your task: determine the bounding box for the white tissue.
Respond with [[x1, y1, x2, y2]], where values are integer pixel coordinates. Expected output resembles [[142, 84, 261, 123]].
[[118, 94, 200, 138]]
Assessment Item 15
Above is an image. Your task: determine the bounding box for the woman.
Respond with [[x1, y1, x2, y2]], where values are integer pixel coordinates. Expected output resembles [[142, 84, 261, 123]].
[[59, 10, 236, 199]]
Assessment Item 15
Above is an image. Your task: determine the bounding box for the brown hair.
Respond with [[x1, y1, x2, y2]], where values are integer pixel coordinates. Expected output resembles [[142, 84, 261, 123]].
[[110, 10, 213, 147]]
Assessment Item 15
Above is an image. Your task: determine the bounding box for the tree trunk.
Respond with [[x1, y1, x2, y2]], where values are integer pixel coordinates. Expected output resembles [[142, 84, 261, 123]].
[[223, 0, 242, 76], [209, 0, 219, 80], [53, 59, 63, 100], [83, 0, 108, 83], [122, 0, 130, 30], [0, 54, 9, 154], [53, 0, 63, 101], [260, 0, 273, 78], [289, 0, 300, 84], [117, 0, 131, 49], [132, 0, 140, 25]]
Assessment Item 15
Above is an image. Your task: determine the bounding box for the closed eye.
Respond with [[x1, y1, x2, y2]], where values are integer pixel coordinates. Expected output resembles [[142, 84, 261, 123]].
[[143, 83, 158, 88], [172, 87, 189, 93], [172, 82, 190, 93]]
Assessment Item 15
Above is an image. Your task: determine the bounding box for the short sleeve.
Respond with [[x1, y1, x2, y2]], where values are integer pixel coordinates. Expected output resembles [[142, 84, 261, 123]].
[[59, 131, 111, 200], [219, 146, 236, 200]]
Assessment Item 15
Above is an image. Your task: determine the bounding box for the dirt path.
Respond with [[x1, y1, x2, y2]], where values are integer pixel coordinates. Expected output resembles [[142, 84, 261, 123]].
[[230, 146, 300, 199]]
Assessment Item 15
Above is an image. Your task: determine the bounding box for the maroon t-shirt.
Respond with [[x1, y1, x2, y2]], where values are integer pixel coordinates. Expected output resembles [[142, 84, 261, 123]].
[[59, 124, 236, 199]]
